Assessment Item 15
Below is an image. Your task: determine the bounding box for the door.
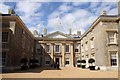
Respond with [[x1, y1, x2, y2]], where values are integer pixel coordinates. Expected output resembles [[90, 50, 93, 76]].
[[55, 58, 59, 64]]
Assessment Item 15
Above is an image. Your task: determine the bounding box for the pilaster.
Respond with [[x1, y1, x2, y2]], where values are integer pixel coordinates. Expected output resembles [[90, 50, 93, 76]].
[[70, 42, 74, 67], [61, 43, 65, 67]]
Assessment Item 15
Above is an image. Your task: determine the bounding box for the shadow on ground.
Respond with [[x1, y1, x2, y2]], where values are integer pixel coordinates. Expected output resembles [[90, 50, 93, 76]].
[[2, 67, 61, 74]]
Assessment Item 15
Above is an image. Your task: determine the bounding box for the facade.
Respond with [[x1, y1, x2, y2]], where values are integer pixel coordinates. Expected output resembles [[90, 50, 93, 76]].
[[35, 30, 81, 67], [1, 9, 120, 71], [80, 11, 120, 70], [1, 9, 35, 71]]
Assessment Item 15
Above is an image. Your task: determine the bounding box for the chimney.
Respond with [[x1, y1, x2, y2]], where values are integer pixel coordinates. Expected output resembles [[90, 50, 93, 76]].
[[44, 28, 47, 35], [8, 9, 16, 14], [69, 28, 72, 35], [100, 10, 107, 15], [33, 30, 38, 36], [77, 31, 81, 36]]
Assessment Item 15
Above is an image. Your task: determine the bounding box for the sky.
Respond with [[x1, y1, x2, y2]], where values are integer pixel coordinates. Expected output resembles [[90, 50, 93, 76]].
[[0, 1, 118, 35]]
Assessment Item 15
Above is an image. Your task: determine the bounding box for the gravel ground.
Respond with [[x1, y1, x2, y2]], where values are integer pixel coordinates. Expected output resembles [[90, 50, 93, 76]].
[[1, 67, 118, 78]]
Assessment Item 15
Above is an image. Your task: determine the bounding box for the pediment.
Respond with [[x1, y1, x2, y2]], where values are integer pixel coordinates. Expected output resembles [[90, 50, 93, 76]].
[[45, 31, 68, 38]]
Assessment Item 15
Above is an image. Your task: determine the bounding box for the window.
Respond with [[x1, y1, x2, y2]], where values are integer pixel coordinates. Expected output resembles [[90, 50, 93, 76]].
[[2, 32, 9, 42], [46, 45, 50, 53], [65, 45, 69, 53], [22, 36, 25, 48], [55, 45, 60, 53], [46, 61, 50, 64], [85, 41, 88, 51], [2, 52, 6, 66], [65, 58, 70, 65], [75, 49, 78, 52], [81, 44, 84, 53], [74, 44, 79, 52], [110, 52, 117, 66], [45, 56, 50, 65], [90, 37, 94, 49], [108, 32, 116, 44]]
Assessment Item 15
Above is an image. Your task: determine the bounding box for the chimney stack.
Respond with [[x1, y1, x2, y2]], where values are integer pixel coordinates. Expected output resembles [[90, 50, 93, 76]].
[[101, 10, 107, 15], [77, 31, 81, 36], [8, 9, 16, 14], [44, 28, 47, 35], [33, 30, 38, 35], [69, 28, 72, 35]]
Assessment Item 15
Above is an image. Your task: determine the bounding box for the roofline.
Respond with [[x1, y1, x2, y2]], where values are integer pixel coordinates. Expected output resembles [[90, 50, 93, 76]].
[[35, 37, 80, 41], [80, 15, 119, 40], [44, 31, 70, 38], [1, 14, 34, 39]]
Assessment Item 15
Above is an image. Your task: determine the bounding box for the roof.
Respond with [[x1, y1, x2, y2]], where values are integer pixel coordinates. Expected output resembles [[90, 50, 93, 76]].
[[80, 15, 119, 40]]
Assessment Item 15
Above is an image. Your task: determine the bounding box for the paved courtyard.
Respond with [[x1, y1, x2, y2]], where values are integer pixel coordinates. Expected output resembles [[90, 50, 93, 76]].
[[1, 67, 118, 78]]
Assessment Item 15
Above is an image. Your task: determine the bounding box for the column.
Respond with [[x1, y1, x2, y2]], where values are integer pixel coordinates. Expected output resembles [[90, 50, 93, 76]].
[[70, 42, 74, 67], [41, 43, 45, 67], [61, 43, 65, 67], [51, 43, 54, 65]]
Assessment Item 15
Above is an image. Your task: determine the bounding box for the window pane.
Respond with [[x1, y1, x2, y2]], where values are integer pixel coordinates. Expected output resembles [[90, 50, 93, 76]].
[[65, 45, 69, 52], [110, 52, 117, 66], [2, 52, 6, 66], [2, 32, 9, 42], [46, 45, 50, 52], [56, 45, 60, 52]]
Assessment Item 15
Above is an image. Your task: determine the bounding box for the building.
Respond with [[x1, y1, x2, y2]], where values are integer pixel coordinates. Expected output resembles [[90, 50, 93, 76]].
[[1, 9, 35, 71], [80, 11, 120, 70], [1, 9, 120, 71], [35, 29, 81, 67]]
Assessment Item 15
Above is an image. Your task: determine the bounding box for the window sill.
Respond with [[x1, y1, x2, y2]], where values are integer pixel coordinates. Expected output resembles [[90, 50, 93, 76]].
[[75, 52, 80, 53], [55, 52, 61, 53], [65, 52, 70, 54], [2, 42, 8, 43], [111, 66, 118, 67], [46, 52, 51, 54]]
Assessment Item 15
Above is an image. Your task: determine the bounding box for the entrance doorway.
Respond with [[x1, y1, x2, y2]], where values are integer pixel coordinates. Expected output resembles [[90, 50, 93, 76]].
[[55, 58, 59, 64]]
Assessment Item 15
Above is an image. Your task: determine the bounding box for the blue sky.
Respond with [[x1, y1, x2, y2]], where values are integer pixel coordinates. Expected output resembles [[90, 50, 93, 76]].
[[0, 2, 118, 34]]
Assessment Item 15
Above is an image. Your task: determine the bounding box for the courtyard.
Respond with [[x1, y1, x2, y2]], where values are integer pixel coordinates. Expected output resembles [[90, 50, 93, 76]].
[[1, 67, 118, 78]]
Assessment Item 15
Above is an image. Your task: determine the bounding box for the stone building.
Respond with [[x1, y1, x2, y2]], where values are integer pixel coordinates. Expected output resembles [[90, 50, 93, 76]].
[[80, 11, 120, 70], [1, 9, 35, 71], [35, 29, 81, 67], [1, 9, 120, 71]]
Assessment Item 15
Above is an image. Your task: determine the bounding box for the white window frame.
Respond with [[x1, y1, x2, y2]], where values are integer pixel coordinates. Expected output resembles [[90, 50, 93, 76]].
[[55, 45, 61, 53], [107, 31, 117, 44], [109, 51, 118, 67], [2, 32, 9, 43], [65, 58, 70, 65], [65, 44, 70, 53], [45, 56, 50, 65], [74, 43, 79, 53], [46, 45, 50, 53], [2, 51, 7, 66]]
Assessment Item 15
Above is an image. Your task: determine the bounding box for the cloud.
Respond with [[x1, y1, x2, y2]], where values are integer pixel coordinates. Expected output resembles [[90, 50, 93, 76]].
[[59, 3, 72, 12], [46, 2, 117, 35], [0, 2, 11, 14], [15, 2, 43, 33], [1, 2, 118, 35]]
